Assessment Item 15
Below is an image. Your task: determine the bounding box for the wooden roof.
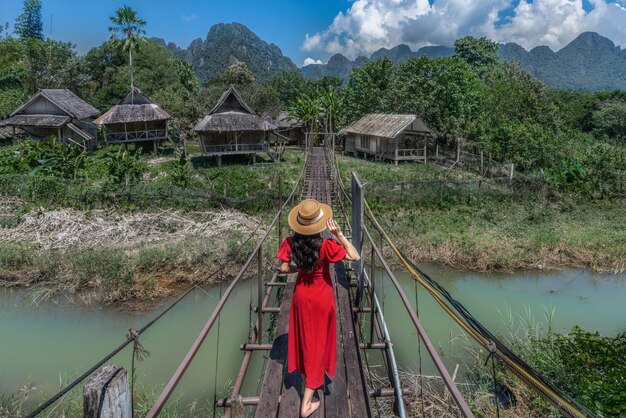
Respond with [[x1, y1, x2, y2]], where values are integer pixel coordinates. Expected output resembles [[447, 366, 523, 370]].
[[95, 89, 171, 125], [194, 86, 275, 132], [4, 114, 71, 127], [11, 89, 99, 120], [275, 111, 302, 129], [340, 113, 432, 139], [208, 86, 255, 116], [194, 112, 275, 133]]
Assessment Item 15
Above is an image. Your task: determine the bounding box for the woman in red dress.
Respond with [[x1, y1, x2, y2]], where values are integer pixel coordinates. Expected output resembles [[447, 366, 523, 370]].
[[276, 199, 360, 417]]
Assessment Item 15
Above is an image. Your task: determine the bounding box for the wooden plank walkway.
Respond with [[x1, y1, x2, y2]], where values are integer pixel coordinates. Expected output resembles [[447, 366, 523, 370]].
[[255, 147, 371, 418]]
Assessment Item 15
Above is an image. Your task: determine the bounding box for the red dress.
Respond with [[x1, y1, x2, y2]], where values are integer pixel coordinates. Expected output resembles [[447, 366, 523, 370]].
[[276, 237, 347, 389]]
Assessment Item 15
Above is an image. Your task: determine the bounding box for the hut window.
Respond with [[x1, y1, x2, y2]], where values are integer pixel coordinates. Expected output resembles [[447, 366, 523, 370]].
[[361, 135, 370, 149]]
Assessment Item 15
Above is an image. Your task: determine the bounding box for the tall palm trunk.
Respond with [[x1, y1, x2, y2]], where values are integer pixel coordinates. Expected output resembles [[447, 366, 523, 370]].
[[129, 47, 134, 103]]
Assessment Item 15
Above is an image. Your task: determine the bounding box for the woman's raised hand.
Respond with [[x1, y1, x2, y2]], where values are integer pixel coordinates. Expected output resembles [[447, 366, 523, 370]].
[[327, 219, 342, 237]]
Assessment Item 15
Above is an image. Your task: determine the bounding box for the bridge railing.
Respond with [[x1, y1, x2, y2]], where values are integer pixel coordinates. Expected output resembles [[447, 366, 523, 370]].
[[333, 146, 595, 418], [329, 146, 475, 417]]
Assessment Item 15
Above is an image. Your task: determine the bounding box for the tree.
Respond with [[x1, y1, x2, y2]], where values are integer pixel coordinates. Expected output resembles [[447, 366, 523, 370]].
[[318, 88, 340, 134], [266, 69, 309, 107], [14, 0, 44, 40], [340, 58, 393, 125], [591, 100, 626, 144], [386, 56, 483, 139], [222, 61, 255, 87], [108, 5, 146, 99], [454, 36, 499, 72]]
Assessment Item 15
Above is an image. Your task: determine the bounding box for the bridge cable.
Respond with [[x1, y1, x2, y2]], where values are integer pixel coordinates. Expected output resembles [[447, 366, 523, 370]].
[[363, 199, 596, 418]]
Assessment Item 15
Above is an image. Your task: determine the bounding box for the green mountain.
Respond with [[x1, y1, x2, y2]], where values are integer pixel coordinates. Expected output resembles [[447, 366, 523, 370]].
[[301, 32, 626, 91], [301, 45, 456, 82], [499, 32, 626, 91], [154, 22, 297, 83]]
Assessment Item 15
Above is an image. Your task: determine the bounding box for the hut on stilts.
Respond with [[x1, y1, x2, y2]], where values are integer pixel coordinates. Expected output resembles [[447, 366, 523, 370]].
[[3, 89, 99, 150], [341, 113, 433, 164], [194, 86, 279, 165], [95, 87, 171, 153]]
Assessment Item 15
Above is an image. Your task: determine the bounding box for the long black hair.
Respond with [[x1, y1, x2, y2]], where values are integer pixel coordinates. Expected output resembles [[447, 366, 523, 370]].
[[291, 233, 323, 273]]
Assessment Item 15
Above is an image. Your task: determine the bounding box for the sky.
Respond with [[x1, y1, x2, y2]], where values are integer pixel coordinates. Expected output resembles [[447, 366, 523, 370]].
[[1, 0, 625, 66]]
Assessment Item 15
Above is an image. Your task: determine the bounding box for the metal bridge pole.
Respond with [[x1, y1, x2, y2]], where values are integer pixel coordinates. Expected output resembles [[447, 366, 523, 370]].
[[369, 245, 375, 345], [257, 248, 263, 344], [278, 173, 283, 245], [351, 172, 364, 304]]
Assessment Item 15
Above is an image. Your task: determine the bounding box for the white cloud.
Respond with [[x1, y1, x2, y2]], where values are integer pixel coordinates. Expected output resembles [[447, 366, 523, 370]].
[[303, 57, 324, 66], [181, 14, 197, 22], [302, 0, 626, 59]]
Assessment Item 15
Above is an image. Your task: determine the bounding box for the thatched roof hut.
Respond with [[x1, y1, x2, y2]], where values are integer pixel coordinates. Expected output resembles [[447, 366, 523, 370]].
[[0, 119, 25, 141], [272, 110, 304, 144], [340, 113, 432, 138], [194, 86, 274, 133], [341, 113, 433, 163], [194, 86, 276, 163], [95, 88, 171, 151], [3, 89, 99, 149]]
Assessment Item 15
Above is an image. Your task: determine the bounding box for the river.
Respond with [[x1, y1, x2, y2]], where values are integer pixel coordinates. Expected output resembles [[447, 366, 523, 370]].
[[1, 265, 624, 411]]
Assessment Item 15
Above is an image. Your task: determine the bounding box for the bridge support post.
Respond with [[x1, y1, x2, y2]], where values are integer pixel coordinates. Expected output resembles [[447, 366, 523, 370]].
[[83, 364, 131, 418], [351, 172, 364, 304], [278, 172, 283, 245]]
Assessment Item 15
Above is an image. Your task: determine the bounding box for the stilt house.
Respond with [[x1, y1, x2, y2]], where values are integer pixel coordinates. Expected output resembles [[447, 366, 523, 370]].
[[341, 113, 433, 163], [274, 111, 304, 145], [3, 89, 99, 149], [95, 88, 171, 152], [194, 86, 276, 164]]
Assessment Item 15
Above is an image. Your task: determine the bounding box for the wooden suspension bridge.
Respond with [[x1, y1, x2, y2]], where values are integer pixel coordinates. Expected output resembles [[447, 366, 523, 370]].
[[145, 145, 473, 418]]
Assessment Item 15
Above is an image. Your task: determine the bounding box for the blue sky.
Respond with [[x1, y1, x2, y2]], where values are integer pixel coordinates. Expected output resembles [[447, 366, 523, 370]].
[[1, 0, 625, 65], [0, 0, 350, 64]]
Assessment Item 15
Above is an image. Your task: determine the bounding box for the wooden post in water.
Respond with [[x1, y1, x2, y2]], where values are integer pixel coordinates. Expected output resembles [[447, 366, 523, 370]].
[[83, 365, 131, 418]]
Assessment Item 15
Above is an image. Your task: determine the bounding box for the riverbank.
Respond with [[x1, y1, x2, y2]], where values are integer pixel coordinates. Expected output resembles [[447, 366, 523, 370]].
[[338, 154, 626, 273], [0, 207, 261, 305], [0, 144, 302, 305]]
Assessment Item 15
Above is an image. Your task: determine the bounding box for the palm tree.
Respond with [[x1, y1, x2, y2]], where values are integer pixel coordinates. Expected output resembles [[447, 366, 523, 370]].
[[108, 6, 146, 102]]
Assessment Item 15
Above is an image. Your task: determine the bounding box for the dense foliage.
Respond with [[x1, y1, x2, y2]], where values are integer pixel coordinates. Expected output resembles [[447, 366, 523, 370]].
[[338, 38, 625, 197], [528, 327, 626, 417], [0, 1, 623, 198]]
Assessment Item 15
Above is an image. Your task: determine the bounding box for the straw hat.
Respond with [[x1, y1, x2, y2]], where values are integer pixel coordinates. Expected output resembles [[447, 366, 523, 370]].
[[288, 199, 333, 235]]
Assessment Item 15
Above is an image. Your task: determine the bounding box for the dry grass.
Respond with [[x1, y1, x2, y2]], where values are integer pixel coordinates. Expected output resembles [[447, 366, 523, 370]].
[[0, 207, 259, 250], [0, 206, 263, 305]]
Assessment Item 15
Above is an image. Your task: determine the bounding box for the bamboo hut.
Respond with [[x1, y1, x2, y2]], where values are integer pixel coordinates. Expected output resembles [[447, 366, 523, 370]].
[[95, 88, 171, 152], [194, 86, 276, 165], [340, 113, 433, 164], [3, 89, 99, 150], [0, 120, 24, 143], [274, 110, 304, 145]]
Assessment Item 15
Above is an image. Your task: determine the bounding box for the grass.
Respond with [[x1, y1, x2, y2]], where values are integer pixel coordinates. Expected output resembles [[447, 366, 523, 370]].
[[0, 232, 256, 305], [0, 145, 304, 218], [337, 154, 626, 272]]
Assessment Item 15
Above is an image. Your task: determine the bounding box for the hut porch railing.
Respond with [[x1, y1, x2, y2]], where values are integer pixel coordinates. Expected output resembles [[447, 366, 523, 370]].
[[105, 129, 167, 143], [202, 143, 268, 155], [390, 146, 427, 161]]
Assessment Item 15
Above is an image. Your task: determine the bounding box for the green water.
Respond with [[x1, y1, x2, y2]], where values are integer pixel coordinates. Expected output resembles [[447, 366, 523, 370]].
[[1, 265, 624, 409]]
